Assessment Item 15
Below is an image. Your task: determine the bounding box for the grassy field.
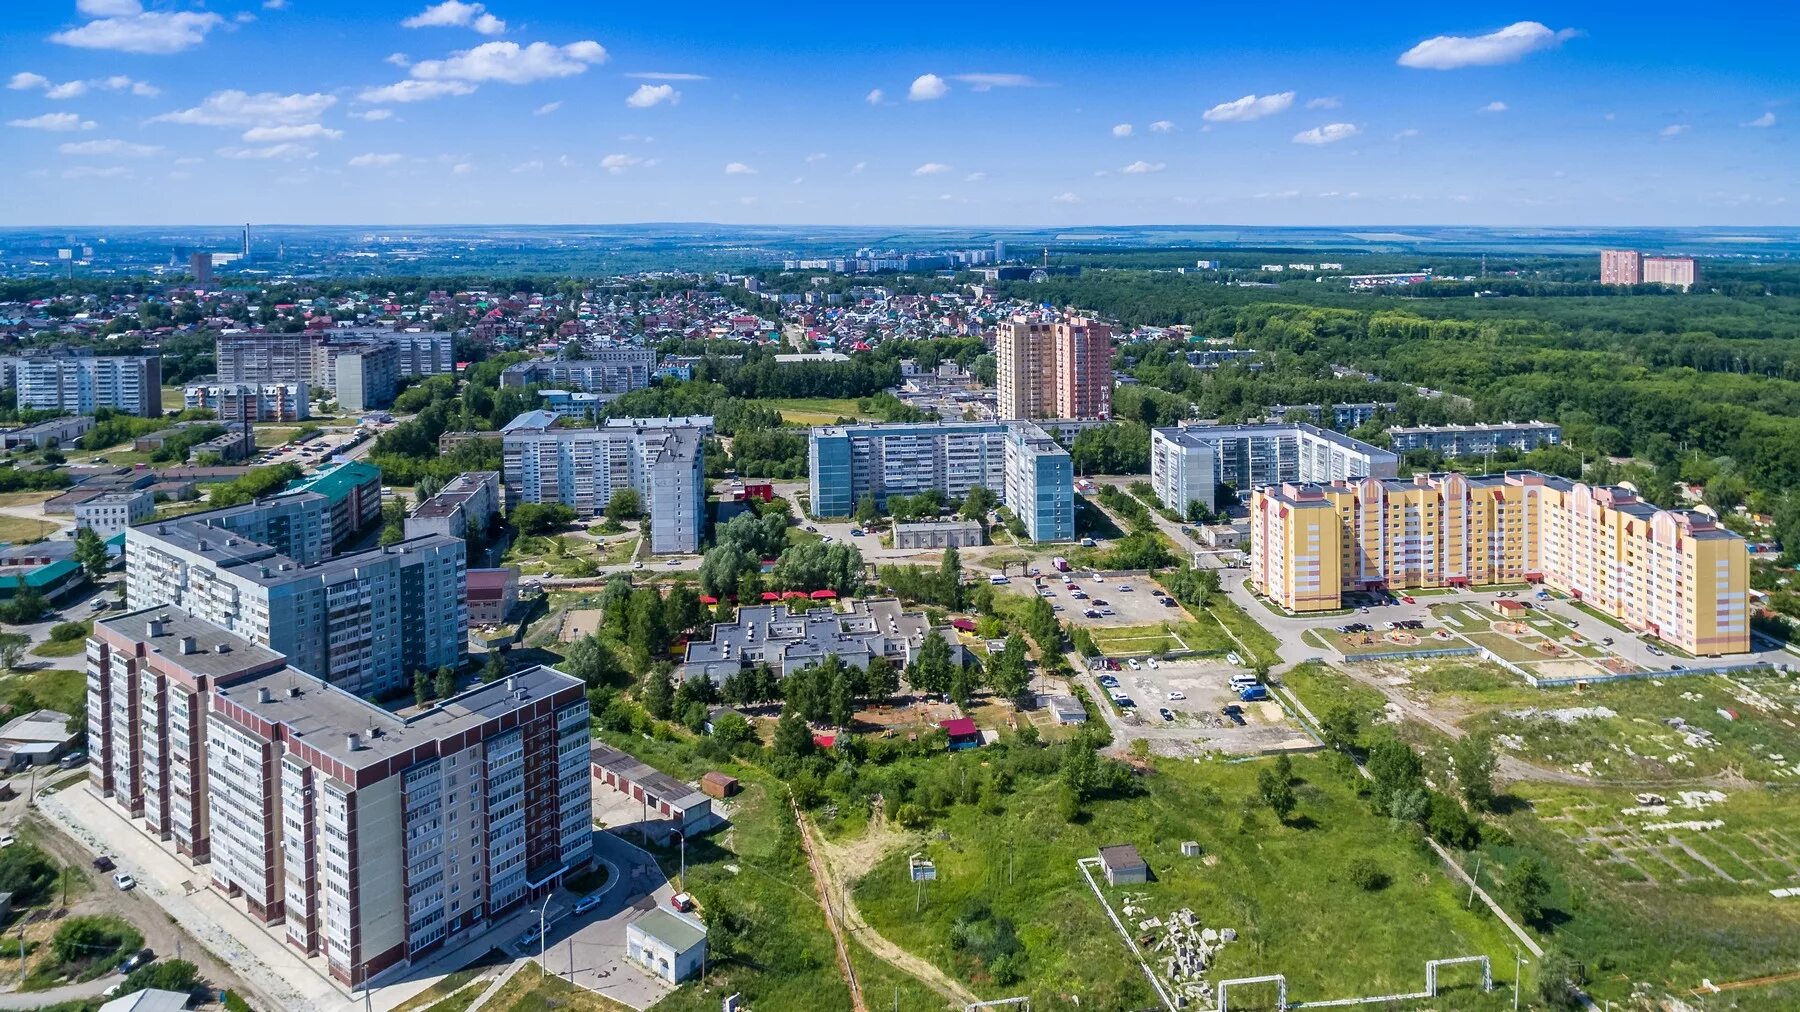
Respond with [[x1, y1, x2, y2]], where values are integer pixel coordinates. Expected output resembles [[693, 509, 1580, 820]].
[[0, 515, 61, 544], [474, 964, 631, 1011], [0, 492, 59, 508], [160, 386, 183, 412], [854, 754, 1522, 1008], [256, 427, 299, 449], [1088, 623, 1186, 656], [505, 533, 618, 579], [1208, 598, 1283, 667], [762, 397, 869, 426], [1487, 781, 1800, 1009]]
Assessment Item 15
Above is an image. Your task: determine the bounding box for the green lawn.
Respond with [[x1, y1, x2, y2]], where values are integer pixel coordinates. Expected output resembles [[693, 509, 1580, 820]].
[[1207, 599, 1283, 667], [0, 515, 61, 544], [0, 668, 86, 716], [762, 397, 869, 426], [854, 755, 1522, 1008]]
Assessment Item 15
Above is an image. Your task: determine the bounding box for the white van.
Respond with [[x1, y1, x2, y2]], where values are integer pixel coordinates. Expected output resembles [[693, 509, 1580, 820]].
[[989, 574, 1009, 585], [1229, 674, 1260, 691]]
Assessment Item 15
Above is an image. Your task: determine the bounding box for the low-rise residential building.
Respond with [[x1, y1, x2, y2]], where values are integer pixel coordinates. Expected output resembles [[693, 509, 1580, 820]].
[[88, 607, 592, 988], [466, 567, 519, 625], [501, 414, 709, 554], [74, 490, 154, 536], [682, 598, 966, 681], [405, 471, 501, 542], [0, 415, 92, 450], [1248, 471, 1750, 655], [1264, 402, 1396, 430], [808, 420, 1075, 542], [183, 382, 310, 423], [1385, 421, 1562, 457], [893, 520, 986, 550]]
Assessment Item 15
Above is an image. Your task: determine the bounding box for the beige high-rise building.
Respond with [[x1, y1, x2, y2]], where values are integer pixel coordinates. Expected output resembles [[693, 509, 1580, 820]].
[[1642, 256, 1697, 290], [1249, 470, 1750, 655], [995, 316, 1113, 420], [1600, 249, 1641, 285]]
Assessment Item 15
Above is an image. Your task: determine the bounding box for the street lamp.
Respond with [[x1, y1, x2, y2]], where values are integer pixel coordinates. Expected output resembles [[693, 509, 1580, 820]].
[[538, 892, 554, 977], [670, 829, 685, 885]]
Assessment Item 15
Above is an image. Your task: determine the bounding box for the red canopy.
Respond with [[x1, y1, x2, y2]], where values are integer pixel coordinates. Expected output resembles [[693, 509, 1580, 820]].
[[783, 590, 809, 599], [809, 589, 837, 599], [699, 595, 718, 604], [760, 592, 780, 601]]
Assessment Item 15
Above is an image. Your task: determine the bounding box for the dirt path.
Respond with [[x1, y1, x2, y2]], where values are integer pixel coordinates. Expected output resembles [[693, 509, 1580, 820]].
[[790, 798, 868, 1012], [810, 808, 976, 1009]]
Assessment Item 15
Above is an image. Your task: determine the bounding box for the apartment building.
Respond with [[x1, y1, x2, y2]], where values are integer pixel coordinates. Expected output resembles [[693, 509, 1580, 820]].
[[217, 333, 319, 387], [500, 349, 656, 394], [74, 490, 154, 536], [808, 420, 1075, 542], [1386, 421, 1562, 457], [1150, 423, 1398, 505], [1264, 402, 1396, 430], [283, 461, 384, 547], [183, 383, 310, 423], [995, 317, 1113, 420], [1600, 250, 1697, 290], [1249, 471, 1750, 654], [10, 355, 161, 417], [334, 345, 399, 412], [125, 497, 467, 697], [500, 414, 709, 554], [382, 332, 456, 379], [1600, 249, 1641, 285], [87, 607, 592, 988], [1642, 256, 1697, 290], [405, 472, 501, 542]]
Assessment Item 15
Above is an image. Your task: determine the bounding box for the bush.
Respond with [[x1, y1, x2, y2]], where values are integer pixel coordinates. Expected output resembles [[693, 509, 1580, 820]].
[[48, 622, 89, 643], [120, 959, 200, 997], [0, 843, 59, 905], [48, 915, 141, 977], [1346, 857, 1389, 891]]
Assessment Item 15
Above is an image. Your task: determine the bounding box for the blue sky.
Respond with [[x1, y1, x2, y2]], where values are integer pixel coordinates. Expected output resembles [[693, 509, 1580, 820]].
[[3, 1, 1796, 226]]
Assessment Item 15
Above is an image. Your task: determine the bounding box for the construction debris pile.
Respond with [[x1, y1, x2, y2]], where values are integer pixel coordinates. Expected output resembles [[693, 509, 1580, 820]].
[[1122, 899, 1237, 1007]]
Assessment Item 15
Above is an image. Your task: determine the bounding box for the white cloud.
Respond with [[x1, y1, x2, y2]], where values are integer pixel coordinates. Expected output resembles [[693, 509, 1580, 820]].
[[912, 162, 951, 176], [1120, 160, 1165, 174], [59, 138, 162, 157], [351, 109, 395, 121], [1744, 111, 1776, 128], [625, 72, 707, 81], [357, 80, 475, 103], [950, 73, 1042, 91], [386, 52, 411, 67], [724, 161, 755, 175], [154, 90, 338, 126], [850, 161, 866, 174], [78, 0, 144, 15], [1393, 128, 1421, 140], [1291, 122, 1359, 145], [1399, 21, 1575, 70], [964, 171, 985, 182], [46, 81, 89, 99], [51, 9, 224, 54], [908, 74, 949, 101], [452, 162, 473, 174], [625, 83, 678, 108], [8, 72, 50, 91], [600, 153, 643, 174], [242, 123, 342, 142], [1479, 101, 1508, 113], [804, 152, 828, 163], [8, 113, 96, 132], [1148, 120, 1174, 133], [1111, 123, 1133, 137], [865, 88, 884, 105], [264, 0, 289, 9], [1660, 123, 1690, 137], [534, 101, 562, 115], [1051, 191, 1079, 204], [349, 152, 404, 167], [63, 165, 132, 179], [408, 40, 606, 86], [511, 159, 543, 173], [100, 75, 158, 96], [1203, 91, 1295, 123], [217, 143, 315, 160], [402, 2, 506, 35], [1306, 96, 1342, 110]]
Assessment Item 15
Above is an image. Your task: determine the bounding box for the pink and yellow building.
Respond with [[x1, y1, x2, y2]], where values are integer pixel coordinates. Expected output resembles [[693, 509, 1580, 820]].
[[1250, 471, 1749, 655]]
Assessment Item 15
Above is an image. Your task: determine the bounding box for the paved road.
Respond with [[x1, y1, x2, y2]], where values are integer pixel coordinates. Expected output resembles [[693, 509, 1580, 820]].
[[0, 971, 124, 1009]]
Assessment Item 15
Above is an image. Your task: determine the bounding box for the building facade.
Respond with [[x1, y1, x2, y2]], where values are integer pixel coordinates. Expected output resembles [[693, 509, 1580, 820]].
[[995, 317, 1112, 420], [75, 490, 154, 536], [1600, 249, 1642, 285], [500, 415, 708, 554], [1248, 471, 1750, 655], [13, 355, 161, 417], [1150, 423, 1397, 504], [334, 345, 400, 412], [216, 333, 319, 387], [124, 496, 467, 697], [1149, 427, 1217, 516], [0, 415, 92, 450], [87, 609, 591, 989], [406, 471, 501, 542], [808, 420, 1075, 542], [500, 350, 655, 395], [183, 383, 310, 423], [283, 461, 385, 547], [1642, 256, 1697, 290], [893, 520, 986, 550], [1386, 421, 1562, 457]]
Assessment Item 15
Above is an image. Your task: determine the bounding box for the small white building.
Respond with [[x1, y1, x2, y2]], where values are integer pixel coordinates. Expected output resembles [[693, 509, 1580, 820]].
[[627, 908, 707, 983], [74, 490, 154, 536]]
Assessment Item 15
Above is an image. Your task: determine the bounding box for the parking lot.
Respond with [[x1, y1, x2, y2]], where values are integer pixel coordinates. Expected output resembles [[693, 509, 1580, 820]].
[[1010, 571, 1184, 629], [1084, 654, 1311, 753]]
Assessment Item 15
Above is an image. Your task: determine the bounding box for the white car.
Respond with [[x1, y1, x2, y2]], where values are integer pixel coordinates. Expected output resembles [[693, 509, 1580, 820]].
[[1147, 657, 1160, 669], [112, 872, 136, 891], [1168, 690, 1186, 701], [1119, 584, 1134, 592], [1227, 652, 1242, 667], [632, 561, 645, 570], [1127, 658, 1141, 670]]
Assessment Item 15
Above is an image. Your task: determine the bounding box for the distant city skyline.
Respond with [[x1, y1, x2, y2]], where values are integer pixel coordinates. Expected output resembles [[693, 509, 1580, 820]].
[[2, 2, 1796, 227]]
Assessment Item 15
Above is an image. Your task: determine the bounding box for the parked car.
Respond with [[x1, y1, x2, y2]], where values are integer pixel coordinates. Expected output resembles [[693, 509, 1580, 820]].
[[670, 892, 696, 912], [1221, 704, 1246, 726], [1400, 595, 1416, 604], [1150, 588, 1166, 597], [1147, 657, 1160, 669], [1226, 651, 1242, 667], [1084, 609, 1101, 618], [92, 855, 115, 872], [117, 949, 153, 974], [1127, 658, 1141, 670], [1647, 645, 1664, 656], [1098, 675, 1120, 688], [1601, 637, 1614, 646], [850, 529, 864, 537], [1160, 597, 1177, 607], [1098, 608, 1115, 616], [1092, 598, 1108, 607], [1118, 584, 1134, 592], [514, 925, 543, 950], [572, 892, 606, 916], [1159, 708, 1175, 722], [111, 872, 136, 891]]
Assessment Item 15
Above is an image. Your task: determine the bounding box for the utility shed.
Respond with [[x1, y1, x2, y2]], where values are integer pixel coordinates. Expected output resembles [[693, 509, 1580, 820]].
[[591, 742, 713, 843], [627, 908, 708, 983], [1099, 844, 1148, 885]]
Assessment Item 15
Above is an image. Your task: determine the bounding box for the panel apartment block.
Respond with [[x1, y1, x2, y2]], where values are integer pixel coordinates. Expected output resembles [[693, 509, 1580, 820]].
[[11, 355, 161, 417], [1386, 421, 1562, 457], [86, 607, 591, 990], [808, 420, 1074, 542], [501, 414, 708, 554], [405, 471, 501, 542], [1249, 471, 1749, 654], [184, 382, 310, 423], [1151, 423, 1398, 502], [500, 349, 656, 395]]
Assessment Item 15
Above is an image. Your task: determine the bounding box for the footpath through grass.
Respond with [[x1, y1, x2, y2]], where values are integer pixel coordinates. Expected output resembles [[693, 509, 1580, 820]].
[[854, 755, 1520, 1008]]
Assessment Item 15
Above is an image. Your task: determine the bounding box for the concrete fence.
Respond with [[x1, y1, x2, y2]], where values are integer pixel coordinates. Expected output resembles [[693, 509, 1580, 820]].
[[1340, 645, 1480, 664]]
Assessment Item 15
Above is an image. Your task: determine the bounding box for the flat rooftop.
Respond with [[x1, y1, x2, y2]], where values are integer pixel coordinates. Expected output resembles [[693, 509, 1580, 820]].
[[1387, 420, 1560, 436], [98, 604, 287, 681], [1156, 421, 1394, 458], [216, 663, 580, 771]]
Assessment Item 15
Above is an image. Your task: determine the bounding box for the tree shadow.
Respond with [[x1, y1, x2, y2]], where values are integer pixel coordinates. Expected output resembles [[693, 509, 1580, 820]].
[[1283, 813, 1320, 831]]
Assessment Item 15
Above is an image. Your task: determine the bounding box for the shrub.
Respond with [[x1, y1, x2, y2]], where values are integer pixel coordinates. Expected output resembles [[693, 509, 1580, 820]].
[[1346, 857, 1389, 891], [48, 622, 90, 643]]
